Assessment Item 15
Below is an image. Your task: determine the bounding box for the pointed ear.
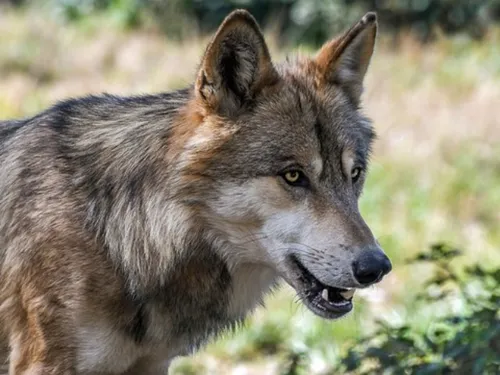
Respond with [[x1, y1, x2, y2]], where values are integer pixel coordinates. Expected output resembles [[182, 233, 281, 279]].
[[315, 12, 377, 104], [195, 10, 278, 116]]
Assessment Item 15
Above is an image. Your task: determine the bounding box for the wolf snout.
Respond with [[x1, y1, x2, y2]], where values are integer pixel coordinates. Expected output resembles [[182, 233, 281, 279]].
[[352, 248, 392, 286]]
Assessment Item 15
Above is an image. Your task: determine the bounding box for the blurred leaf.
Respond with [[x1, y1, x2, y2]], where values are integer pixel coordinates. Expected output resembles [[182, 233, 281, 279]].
[[337, 244, 500, 375]]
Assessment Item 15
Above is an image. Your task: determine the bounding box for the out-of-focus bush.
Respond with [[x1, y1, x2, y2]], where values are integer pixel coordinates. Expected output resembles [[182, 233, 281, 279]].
[[43, 0, 143, 28], [175, 0, 500, 44], [279, 244, 500, 374], [333, 244, 500, 375], [12, 0, 500, 45]]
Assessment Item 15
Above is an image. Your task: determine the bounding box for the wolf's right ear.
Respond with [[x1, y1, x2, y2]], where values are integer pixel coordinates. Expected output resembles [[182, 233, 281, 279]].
[[195, 10, 278, 117]]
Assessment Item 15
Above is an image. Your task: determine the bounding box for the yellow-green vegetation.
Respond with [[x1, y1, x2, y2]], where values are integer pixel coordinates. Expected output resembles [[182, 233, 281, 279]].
[[1, 6, 498, 375]]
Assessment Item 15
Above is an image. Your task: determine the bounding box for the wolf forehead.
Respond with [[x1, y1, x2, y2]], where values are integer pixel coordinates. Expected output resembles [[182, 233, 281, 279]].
[[203, 61, 376, 175]]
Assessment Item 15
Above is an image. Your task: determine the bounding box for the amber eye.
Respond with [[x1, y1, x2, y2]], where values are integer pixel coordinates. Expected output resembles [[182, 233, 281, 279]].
[[284, 171, 300, 183], [281, 170, 309, 187], [351, 167, 362, 183]]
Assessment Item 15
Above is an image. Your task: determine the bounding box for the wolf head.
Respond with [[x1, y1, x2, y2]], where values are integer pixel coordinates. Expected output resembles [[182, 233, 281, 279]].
[[179, 10, 391, 319]]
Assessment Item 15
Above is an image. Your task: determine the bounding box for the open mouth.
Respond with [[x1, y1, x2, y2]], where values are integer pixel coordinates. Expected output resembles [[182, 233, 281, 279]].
[[289, 256, 356, 319]]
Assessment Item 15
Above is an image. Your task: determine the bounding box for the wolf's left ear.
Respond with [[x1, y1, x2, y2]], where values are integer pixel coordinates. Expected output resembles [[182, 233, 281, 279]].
[[195, 10, 277, 116], [315, 12, 377, 104]]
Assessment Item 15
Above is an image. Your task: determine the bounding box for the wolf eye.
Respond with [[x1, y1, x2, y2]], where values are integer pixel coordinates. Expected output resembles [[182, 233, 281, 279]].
[[351, 167, 362, 183], [281, 170, 309, 187]]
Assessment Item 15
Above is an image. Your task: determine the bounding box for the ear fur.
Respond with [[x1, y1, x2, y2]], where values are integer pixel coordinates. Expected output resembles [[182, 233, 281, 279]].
[[195, 10, 277, 116], [315, 12, 377, 103]]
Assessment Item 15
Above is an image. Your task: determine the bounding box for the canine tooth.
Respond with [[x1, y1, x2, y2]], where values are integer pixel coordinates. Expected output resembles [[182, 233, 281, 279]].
[[321, 288, 329, 301], [340, 289, 355, 299]]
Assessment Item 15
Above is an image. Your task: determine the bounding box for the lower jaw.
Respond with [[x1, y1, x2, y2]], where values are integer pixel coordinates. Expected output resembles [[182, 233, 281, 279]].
[[302, 297, 353, 320], [284, 256, 354, 319]]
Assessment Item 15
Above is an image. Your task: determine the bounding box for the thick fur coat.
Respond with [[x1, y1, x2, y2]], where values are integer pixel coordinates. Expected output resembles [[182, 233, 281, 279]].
[[0, 10, 391, 375]]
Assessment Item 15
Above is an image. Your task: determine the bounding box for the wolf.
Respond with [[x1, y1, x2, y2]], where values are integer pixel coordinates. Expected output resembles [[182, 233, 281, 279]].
[[0, 9, 391, 375]]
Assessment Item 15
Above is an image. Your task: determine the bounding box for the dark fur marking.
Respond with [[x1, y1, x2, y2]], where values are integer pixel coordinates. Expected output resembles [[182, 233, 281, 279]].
[[314, 119, 327, 180], [125, 169, 147, 202], [161, 237, 233, 339], [199, 73, 209, 101], [126, 304, 148, 343]]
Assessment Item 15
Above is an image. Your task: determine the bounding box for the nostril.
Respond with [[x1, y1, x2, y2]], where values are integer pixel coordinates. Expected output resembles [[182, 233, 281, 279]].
[[353, 250, 392, 286], [382, 256, 393, 275], [353, 261, 383, 285]]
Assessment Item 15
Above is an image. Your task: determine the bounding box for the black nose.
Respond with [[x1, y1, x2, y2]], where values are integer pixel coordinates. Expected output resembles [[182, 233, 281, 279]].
[[353, 249, 392, 286]]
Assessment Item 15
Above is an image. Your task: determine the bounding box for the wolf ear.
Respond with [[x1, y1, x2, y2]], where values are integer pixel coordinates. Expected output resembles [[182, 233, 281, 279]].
[[195, 10, 277, 116], [315, 12, 377, 104]]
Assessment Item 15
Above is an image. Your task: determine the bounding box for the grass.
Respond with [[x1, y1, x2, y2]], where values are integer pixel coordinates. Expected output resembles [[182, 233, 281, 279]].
[[1, 6, 499, 375]]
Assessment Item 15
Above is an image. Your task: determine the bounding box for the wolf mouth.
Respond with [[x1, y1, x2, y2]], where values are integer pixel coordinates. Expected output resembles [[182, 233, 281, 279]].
[[289, 256, 355, 319]]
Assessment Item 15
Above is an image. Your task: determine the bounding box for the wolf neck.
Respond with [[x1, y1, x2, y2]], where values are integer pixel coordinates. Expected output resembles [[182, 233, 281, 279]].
[[71, 90, 278, 325], [110, 209, 278, 345], [111, 208, 279, 323]]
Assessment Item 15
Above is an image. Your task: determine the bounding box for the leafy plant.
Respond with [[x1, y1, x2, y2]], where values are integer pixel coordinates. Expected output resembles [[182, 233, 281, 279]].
[[336, 243, 500, 375]]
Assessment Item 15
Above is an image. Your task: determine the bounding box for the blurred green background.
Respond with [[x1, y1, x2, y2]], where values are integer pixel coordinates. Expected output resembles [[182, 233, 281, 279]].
[[0, 1, 499, 374]]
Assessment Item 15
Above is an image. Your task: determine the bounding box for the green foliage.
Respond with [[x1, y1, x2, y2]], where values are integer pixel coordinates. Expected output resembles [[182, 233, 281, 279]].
[[19, 0, 500, 45], [45, 0, 143, 28], [280, 349, 308, 375], [233, 318, 291, 360], [335, 243, 500, 375]]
